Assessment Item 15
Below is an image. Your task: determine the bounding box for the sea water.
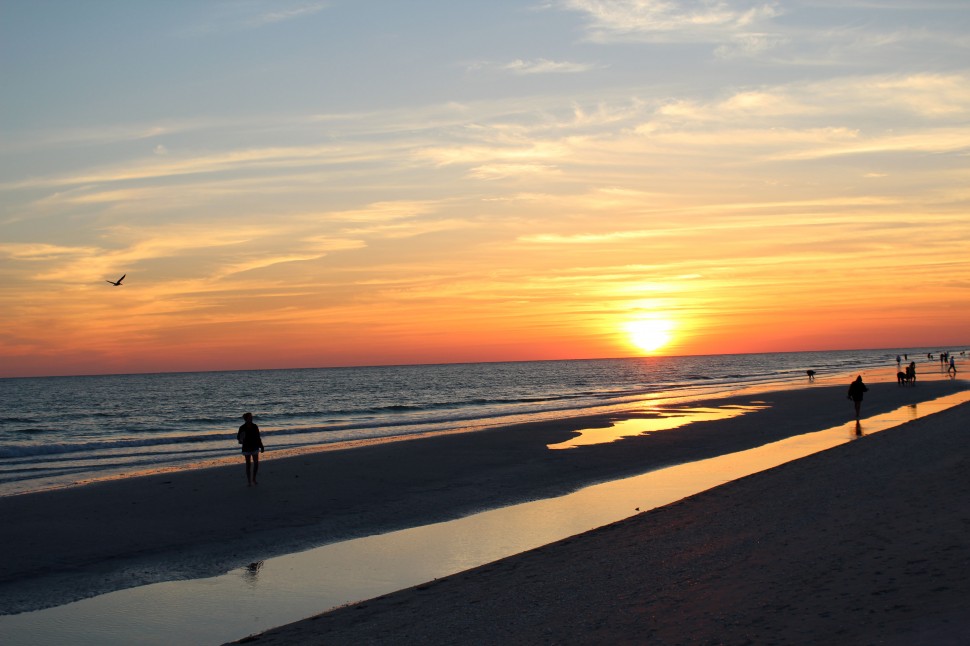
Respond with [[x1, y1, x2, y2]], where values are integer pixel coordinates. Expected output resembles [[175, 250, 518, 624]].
[[0, 348, 953, 496]]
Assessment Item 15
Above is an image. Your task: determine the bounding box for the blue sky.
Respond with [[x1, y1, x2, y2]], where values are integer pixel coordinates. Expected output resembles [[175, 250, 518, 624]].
[[2, 1, 969, 376]]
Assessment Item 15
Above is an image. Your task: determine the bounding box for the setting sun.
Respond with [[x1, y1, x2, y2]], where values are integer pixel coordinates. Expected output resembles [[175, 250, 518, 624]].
[[626, 319, 675, 354]]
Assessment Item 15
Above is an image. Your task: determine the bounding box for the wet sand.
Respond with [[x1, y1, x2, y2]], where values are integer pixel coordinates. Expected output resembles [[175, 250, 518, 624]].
[[240, 394, 970, 645], [0, 379, 965, 626]]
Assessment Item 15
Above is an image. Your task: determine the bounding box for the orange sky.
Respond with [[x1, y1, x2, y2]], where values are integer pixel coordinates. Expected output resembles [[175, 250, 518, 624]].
[[2, 3, 969, 377]]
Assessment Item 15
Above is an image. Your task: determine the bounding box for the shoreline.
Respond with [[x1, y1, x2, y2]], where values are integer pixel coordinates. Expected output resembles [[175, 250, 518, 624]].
[[1, 354, 937, 499], [1, 377, 966, 617], [243, 396, 970, 645]]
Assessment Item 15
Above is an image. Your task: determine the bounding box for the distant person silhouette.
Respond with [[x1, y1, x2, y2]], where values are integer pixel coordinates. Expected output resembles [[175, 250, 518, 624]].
[[949, 356, 957, 376], [847, 376, 868, 420], [237, 412, 264, 486]]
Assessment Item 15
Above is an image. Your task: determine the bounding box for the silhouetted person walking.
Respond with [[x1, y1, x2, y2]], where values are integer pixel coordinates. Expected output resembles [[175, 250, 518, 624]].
[[237, 412, 264, 486], [847, 376, 868, 420]]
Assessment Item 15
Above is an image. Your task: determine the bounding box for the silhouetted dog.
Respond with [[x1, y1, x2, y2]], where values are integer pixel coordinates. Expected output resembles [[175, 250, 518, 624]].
[[898, 369, 915, 385], [806, 370, 816, 381]]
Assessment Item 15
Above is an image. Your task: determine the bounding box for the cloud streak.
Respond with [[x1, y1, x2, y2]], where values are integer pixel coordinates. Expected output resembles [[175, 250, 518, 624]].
[[248, 2, 329, 27], [561, 0, 782, 42], [502, 59, 598, 74]]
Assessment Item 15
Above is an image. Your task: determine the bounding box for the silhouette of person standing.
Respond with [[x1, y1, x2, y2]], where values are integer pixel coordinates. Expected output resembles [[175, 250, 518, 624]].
[[238, 412, 264, 486], [847, 376, 868, 420], [949, 356, 957, 376]]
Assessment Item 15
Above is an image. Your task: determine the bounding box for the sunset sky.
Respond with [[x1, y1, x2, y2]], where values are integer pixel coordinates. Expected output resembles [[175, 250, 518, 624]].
[[2, 1, 969, 377]]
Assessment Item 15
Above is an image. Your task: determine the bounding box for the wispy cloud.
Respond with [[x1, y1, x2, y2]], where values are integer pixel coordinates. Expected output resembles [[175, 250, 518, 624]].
[[1, 144, 363, 191], [714, 31, 787, 58], [37, 70, 912, 207], [343, 218, 475, 240], [28, 225, 260, 283], [418, 141, 571, 168], [769, 127, 970, 161], [642, 72, 970, 127], [0, 242, 100, 261], [247, 2, 329, 27], [502, 59, 598, 74], [214, 242, 363, 280], [325, 201, 442, 224], [557, 0, 968, 66], [177, 1, 329, 37], [0, 120, 199, 154], [560, 0, 781, 43], [468, 163, 562, 180]]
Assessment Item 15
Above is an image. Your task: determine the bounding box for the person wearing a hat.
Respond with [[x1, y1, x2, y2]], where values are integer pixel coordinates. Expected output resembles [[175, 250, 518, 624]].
[[237, 412, 265, 486]]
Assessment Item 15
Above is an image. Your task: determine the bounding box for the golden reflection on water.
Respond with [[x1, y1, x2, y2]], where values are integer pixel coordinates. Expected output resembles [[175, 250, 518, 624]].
[[547, 403, 768, 450]]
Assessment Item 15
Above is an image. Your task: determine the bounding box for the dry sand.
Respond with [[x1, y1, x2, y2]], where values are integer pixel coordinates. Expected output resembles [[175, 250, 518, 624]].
[[1, 378, 967, 643], [239, 396, 970, 645]]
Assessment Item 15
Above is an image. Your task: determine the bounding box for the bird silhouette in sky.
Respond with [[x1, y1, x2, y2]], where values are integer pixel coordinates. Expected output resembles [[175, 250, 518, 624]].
[[105, 274, 126, 286]]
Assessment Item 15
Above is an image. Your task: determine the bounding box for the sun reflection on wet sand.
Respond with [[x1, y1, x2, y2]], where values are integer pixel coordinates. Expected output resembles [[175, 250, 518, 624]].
[[547, 404, 768, 450]]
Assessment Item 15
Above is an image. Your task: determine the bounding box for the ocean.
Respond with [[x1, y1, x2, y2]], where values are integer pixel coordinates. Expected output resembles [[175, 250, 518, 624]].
[[0, 348, 945, 497]]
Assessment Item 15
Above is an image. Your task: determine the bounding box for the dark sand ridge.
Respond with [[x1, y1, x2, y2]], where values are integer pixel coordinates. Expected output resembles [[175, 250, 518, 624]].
[[1, 380, 965, 615], [239, 397, 970, 645]]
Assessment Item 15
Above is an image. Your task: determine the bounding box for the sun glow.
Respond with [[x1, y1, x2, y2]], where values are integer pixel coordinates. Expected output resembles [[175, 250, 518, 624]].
[[626, 318, 675, 354]]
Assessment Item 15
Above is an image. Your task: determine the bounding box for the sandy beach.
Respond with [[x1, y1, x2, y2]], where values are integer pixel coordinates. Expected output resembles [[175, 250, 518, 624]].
[[1, 378, 967, 641], [241, 391, 970, 645]]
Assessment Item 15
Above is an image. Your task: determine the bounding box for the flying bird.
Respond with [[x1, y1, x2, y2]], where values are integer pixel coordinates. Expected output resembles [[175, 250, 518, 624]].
[[106, 274, 126, 286]]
